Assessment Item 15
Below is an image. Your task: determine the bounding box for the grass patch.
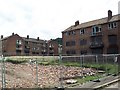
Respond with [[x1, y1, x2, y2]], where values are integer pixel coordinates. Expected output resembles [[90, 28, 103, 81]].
[[76, 75, 102, 84], [82, 63, 119, 74], [62, 62, 80, 67], [6, 58, 28, 64], [37, 58, 59, 65], [65, 74, 103, 87]]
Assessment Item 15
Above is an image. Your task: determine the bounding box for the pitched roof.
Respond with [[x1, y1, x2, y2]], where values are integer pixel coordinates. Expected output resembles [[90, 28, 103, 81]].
[[0, 34, 45, 43], [22, 37, 44, 43], [0, 34, 21, 41], [62, 14, 120, 33]]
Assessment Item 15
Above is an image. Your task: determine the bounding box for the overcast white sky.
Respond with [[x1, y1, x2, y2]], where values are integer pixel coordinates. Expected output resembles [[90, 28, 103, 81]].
[[0, 0, 119, 40]]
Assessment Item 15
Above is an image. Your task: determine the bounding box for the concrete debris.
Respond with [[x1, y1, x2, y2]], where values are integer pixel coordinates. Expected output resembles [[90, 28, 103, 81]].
[[0, 62, 97, 88], [66, 79, 77, 84]]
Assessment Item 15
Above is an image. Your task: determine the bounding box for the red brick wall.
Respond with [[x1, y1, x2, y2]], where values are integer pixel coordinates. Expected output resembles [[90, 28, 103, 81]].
[[3, 34, 23, 56], [62, 21, 120, 55]]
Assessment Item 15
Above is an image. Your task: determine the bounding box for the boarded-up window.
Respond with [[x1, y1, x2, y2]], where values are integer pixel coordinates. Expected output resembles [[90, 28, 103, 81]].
[[92, 48, 103, 54], [107, 47, 118, 54], [80, 39, 87, 45], [108, 35, 117, 45]]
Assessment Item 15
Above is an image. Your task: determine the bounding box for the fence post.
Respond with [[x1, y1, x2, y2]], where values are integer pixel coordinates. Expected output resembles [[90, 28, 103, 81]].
[[1, 55, 6, 89], [82, 55, 84, 67], [95, 55, 100, 82], [80, 56, 83, 68], [36, 59, 38, 88], [105, 55, 108, 75], [58, 44, 63, 88], [82, 55, 86, 79], [114, 54, 117, 76]]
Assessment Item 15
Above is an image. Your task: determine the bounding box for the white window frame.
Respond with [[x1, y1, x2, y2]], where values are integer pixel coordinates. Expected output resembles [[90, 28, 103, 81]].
[[92, 26, 101, 34], [108, 22, 117, 29], [80, 28, 85, 34], [113, 22, 117, 28]]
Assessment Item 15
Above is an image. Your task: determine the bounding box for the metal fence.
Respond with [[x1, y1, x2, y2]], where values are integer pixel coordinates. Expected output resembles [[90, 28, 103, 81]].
[[0, 54, 119, 89]]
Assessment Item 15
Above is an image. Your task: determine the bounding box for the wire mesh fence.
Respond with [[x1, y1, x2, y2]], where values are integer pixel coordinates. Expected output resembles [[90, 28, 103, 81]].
[[0, 54, 119, 89]]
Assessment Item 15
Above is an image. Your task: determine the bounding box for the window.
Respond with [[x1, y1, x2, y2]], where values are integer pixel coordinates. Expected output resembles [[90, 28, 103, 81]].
[[108, 35, 117, 45], [91, 36, 102, 43], [66, 31, 76, 36], [80, 29, 85, 34], [66, 42, 70, 46], [92, 26, 101, 34], [24, 48, 30, 53], [66, 32, 69, 35], [16, 40, 22, 44], [16, 45, 20, 48], [108, 22, 117, 29], [107, 47, 118, 54], [25, 41, 29, 45], [71, 50, 76, 54], [16, 50, 21, 55], [71, 31, 76, 35], [32, 52, 36, 54], [66, 50, 76, 55], [25, 46, 30, 49], [66, 51, 70, 54], [33, 47, 36, 50], [80, 39, 87, 45], [113, 22, 117, 28], [33, 52, 39, 54], [71, 41, 75, 46], [91, 48, 103, 54], [80, 50, 87, 55], [37, 47, 39, 50], [32, 42, 38, 44], [65, 32, 68, 36], [66, 41, 76, 46]]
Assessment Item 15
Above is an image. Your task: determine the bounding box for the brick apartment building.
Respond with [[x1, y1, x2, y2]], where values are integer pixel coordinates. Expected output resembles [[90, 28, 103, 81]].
[[47, 38, 62, 55], [62, 10, 120, 55], [0, 33, 61, 56]]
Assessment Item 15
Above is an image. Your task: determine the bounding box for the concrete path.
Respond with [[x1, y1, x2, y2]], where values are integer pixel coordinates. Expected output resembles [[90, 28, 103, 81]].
[[65, 75, 120, 90], [103, 81, 120, 89]]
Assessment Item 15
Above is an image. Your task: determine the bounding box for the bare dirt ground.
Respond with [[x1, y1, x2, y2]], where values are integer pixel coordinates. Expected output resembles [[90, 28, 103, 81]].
[[0, 62, 96, 88]]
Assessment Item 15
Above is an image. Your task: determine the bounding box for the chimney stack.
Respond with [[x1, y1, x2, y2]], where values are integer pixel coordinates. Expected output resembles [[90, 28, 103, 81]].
[[1, 35, 3, 39], [12, 32, 14, 36], [37, 37, 39, 40], [108, 10, 112, 20], [27, 35, 29, 39], [75, 20, 79, 26]]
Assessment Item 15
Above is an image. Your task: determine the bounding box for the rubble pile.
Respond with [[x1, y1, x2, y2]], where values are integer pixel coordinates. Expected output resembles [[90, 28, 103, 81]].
[[0, 62, 96, 88]]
